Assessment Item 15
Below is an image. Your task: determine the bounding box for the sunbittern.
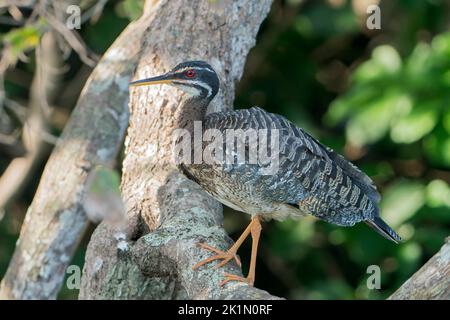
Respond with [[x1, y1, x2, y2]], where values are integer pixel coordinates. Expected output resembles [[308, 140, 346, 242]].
[[130, 61, 401, 287]]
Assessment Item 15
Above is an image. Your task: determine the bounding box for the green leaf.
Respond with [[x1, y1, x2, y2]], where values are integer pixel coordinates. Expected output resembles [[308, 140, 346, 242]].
[[399, 242, 422, 264], [443, 109, 450, 134], [115, 0, 144, 21], [405, 42, 431, 76], [426, 180, 450, 208], [325, 86, 379, 125], [423, 129, 450, 168], [346, 93, 412, 146], [431, 32, 450, 57], [2, 25, 43, 64], [353, 45, 402, 82], [390, 103, 439, 144], [380, 180, 425, 227], [327, 32, 450, 150]]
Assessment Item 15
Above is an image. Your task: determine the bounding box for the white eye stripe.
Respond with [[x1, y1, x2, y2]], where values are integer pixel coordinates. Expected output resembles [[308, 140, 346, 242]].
[[173, 83, 201, 97], [190, 80, 212, 97], [175, 66, 215, 74], [173, 79, 212, 97], [192, 67, 215, 73], [174, 67, 190, 74]]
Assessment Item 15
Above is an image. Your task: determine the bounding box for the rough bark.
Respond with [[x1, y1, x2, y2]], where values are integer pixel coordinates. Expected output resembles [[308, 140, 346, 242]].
[[79, 0, 280, 300], [389, 238, 450, 300], [2, 0, 447, 301], [0, 15, 148, 300]]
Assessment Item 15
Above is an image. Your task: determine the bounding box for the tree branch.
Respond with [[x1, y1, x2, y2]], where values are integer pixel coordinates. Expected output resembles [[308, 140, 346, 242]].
[[0, 31, 61, 211], [389, 238, 450, 300], [0, 14, 149, 299], [79, 0, 280, 300]]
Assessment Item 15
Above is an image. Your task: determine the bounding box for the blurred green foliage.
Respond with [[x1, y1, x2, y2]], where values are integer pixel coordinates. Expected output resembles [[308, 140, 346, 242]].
[[1, 0, 449, 300], [116, 0, 144, 21], [232, 0, 450, 300], [1, 19, 46, 65], [326, 34, 450, 167]]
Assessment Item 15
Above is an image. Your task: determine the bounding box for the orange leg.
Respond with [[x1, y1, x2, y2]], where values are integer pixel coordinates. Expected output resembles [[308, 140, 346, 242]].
[[192, 215, 263, 287], [220, 216, 262, 287], [192, 218, 256, 270]]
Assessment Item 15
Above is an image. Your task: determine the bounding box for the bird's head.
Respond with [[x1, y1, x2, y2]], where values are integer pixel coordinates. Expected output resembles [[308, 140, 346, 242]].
[[130, 61, 220, 101]]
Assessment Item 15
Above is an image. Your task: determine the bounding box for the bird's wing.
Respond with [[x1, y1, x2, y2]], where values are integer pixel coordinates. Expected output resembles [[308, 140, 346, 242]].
[[205, 107, 381, 226]]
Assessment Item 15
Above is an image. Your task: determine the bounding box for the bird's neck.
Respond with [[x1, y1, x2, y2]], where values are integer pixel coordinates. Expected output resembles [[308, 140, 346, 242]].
[[175, 96, 210, 134]]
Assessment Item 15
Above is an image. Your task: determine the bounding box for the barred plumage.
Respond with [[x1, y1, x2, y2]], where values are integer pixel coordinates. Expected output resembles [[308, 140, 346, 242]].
[[130, 60, 401, 287], [196, 107, 386, 228]]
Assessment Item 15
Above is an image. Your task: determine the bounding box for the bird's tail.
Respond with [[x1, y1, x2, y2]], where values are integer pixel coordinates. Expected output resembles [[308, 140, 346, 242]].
[[365, 217, 401, 244]]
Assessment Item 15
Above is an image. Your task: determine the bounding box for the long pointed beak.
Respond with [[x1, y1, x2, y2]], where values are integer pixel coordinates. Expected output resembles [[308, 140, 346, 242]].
[[129, 74, 173, 87]]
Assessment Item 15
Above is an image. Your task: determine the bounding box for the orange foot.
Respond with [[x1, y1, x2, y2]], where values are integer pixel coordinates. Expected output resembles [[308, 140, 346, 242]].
[[192, 216, 262, 287], [220, 272, 255, 287], [192, 243, 241, 270]]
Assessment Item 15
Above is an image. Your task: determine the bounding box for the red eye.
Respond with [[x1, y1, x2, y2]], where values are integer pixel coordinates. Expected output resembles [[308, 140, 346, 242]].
[[185, 69, 196, 78]]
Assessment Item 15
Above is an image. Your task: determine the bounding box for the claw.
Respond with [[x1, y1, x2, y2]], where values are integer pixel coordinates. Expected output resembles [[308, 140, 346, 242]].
[[220, 272, 254, 287], [192, 216, 262, 287], [192, 242, 241, 270]]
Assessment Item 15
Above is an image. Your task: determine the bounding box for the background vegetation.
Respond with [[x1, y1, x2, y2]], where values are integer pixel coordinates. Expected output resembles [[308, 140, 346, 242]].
[[1, 0, 449, 299]]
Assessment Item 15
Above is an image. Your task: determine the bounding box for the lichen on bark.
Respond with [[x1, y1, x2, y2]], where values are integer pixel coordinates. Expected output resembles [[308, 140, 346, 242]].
[[80, 0, 280, 300]]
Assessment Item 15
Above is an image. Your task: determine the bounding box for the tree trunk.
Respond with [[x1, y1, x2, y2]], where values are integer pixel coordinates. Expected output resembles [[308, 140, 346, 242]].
[[4, 0, 446, 301], [79, 0, 280, 300], [389, 238, 450, 300], [0, 13, 148, 300]]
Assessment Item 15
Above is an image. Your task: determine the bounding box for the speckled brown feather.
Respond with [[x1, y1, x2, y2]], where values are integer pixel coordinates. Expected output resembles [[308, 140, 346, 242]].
[[168, 61, 400, 242]]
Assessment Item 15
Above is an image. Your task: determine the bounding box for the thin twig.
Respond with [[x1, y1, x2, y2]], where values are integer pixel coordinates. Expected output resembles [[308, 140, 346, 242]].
[[42, 12, 99, 67], [7, 5, 24, 21], [81, 0, 109, 25]]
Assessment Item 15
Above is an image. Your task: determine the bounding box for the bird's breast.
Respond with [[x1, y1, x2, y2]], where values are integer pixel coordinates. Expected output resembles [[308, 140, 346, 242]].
[[181, 162, 304, 221]]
